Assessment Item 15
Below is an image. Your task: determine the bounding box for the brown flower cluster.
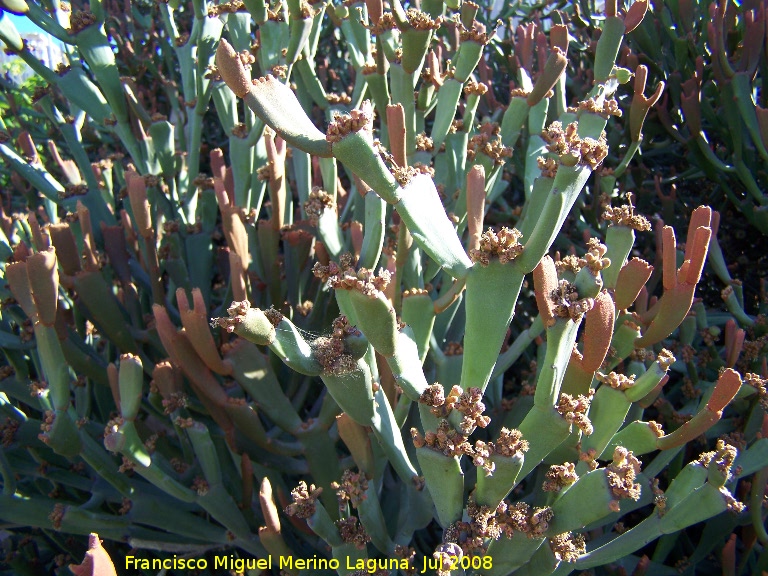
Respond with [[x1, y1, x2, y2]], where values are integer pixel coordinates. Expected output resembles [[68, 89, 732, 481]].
[[596, 371, 636, 391], [458, 20, 495, 44], [601, 194, 651, 231], [312, 316, 360, 375], [467, 130, 512, 165], [569, 97, 622, 119], [304, 188, 335, 226], [336, 517, 371, 550], [549, 532, 586, 562], [210, 299, 250, 333], [555, 254, 582, 275], [538, 156, 558, 178], [68, 10, 96, 34], [550, 280, 594, 321], [332, 469, 369, 509], [326, 103, 374, 143], [556, 392, 594, 435], [541, 121, 608, 169], [542, 463, 578, 492], [448, 386, 491, 435], [469, 227, 524, 265], [415, 132, 434, 152], [406, 8, 441, 30], [605, 447, 642, 511], [313, 260, 392, 297], [579, 238, 611, 274], [326, 92, 352, 105], [745, 373, 768, 409], [464, 79, 489, 96], [207, 0, 246, 15], [284, 481, 322, 519]]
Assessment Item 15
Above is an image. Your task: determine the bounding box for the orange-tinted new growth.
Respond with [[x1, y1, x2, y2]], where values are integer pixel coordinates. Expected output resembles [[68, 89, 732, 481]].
[[260, 477, 282, 533], [624, 0, 649, 33], [614, 258, 653, 310], [107, 362, 120, 412], [466, 165, 486, 254], [387, 104, 407, 168], [177, 287, 232, 376], [69, 534, 117, 576], [581, 291, 615, 372], [661, 226, 677, 291], [26, 247, 58, 326], [125, 170, 151, 238], [707, 369, 741, 414], [229, 251, 247, 302], [534, 255, 559, 327], [216, 39, 252, 98]]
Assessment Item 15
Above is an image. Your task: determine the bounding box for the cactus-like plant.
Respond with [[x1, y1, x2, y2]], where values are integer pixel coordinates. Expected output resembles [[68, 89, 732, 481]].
[[0, 0, 765, 574]]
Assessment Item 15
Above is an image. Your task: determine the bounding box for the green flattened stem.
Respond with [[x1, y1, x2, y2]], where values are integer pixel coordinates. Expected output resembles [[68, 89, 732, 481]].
[[45, 410, 82, 458], [430, 78, 464, 153], [500, 97, 529, 148], [229, 134, 254, 208], [602, 225, 635, 290], [149, 120, 176, 177], [266, 318, 323, 376], [243, 0, 268, 22], [56, 67, 112, 124], [331, 128, 401, 204], [548, 467, 630, 534], [415, 447, 464, 527], [73, 271, 139, 353], [104, 420, 196, 502], [217, 39, 331, 157], [34, 325, 71, 411], [285, 9, 313, 64], [186, 422, 252, 539], [358, 191, 386, 269], [0, 13, 24, 50], [533, 319, 582, 408], [575, 469, 736, 570], [656, 369, 741, 450], [474, 452, 524, 509], [605, 421, 664, 456], [217, 304, 321, 375], [397, 174, 474, 279], [386, 327, 430, 400], [0, 142, 65, 204], [363, 71, 390, 121], [73, 25, 129, 124], [453, 39, 484, 83], [244, 76, 332, 156], [400, 28, 432, 75], [604, 320, 641, 371], [347, 289, 398, 357], [518, 165, 592, 273], [117, 353, 143, 422], [485, 536, 545, 576], [320, 358, 376, 426], [356, 482, 394, 553], [389, 63, 416, 155], [225, 340, 303, 432], [517, 407, 572, 480], [295, 57, 329, 108], [370, 388, 420, 484], [462, 261, 525, 393], [593, 17, 626, 83], [401, 292, 435, 364]]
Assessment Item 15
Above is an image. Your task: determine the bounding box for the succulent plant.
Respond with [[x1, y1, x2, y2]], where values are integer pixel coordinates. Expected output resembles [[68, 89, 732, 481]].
[[0, 0, 765, 574]]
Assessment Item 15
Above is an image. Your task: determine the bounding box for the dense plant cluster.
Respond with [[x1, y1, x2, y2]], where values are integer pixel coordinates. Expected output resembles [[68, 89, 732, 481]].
[[0, 0, 766, 574]]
